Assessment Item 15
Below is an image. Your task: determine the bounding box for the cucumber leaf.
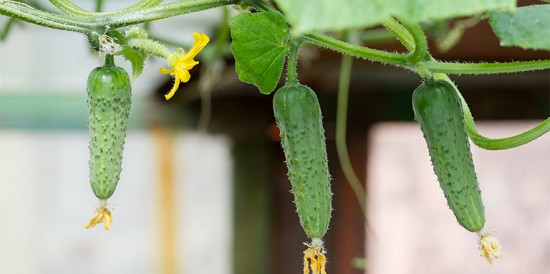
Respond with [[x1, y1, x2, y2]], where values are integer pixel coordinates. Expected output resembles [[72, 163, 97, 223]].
[[117, 46, 146, 81], [489, 5, 550, 51], [230, 11, 289, 94], [274, 0, 515, 34]]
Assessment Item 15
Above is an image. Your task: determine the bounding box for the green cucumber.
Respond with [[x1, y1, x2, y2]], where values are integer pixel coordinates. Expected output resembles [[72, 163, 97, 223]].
[[412, 79, 485, 232], [87, 59, 132, 200], [273, 83, 332, 239]]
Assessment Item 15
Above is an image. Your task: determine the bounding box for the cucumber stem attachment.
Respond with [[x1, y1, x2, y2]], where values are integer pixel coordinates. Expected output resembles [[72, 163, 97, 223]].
[[104, 54, 115, 67], [286, 39, 301, 84]]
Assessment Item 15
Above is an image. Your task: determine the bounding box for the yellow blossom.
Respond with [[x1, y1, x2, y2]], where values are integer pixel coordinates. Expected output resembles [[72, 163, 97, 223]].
[[478, 231, 502, 266], [84, 202, 112, 230], [160, 32, 210, 100], [303, 239, 328, 274]]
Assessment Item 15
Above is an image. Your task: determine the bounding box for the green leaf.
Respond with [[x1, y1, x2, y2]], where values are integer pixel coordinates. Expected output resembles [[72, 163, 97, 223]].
[[489, 5, 550, 51], [274, 0, 515, 34], [117, 46, 146, 81], [230, 11, 289, 94]]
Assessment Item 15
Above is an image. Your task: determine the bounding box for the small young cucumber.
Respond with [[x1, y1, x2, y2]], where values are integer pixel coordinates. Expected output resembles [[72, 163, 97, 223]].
[[87, 61, 132, 200], [273, 83, 332, 239], [412, 79, 485, 232]]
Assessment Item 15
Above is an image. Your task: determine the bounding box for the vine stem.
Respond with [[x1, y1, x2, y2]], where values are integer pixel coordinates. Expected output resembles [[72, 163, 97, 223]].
[[335, 51, 368, 218], [197, 6, 231, 133], [248, 0, 277, 12], [398, 19, 427, 64], [1, 0, 237, 33], [49, 0, 94, 17], [383, 18, 550, 75], [359, 28, 400, 44], [432, 73, 550, 150], [425, 59, 550, 74], [303, 33, 409, 66], [49, 0, 163, 17], [0, 16, 15, 41], [464, 107, 550, 150], [335, 37, 379, 243], [383, 19, 550, 149], [286, 39, 300, 84], [382, 17, 414, 52], [92, 0, 234, 29], [383, 18, 432, 77], [0, 1, 93, 32], [95, 0, 104, 13]]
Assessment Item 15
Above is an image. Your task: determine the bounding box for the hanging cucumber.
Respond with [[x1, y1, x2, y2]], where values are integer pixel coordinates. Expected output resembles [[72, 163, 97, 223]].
[[413, 79, 485, 232], [84, 55, 132, 230], [273, 83, 332, 274], [412, 78, 500, 264]]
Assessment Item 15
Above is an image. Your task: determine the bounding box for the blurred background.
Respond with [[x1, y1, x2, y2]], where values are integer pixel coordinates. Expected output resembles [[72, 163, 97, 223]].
[[0, 0, 549, 274]]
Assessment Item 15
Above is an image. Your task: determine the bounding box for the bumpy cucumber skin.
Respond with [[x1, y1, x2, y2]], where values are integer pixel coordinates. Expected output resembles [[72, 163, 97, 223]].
[[87, 65, 132, 199], [413, 79, 485, 232], [273, 84, 332, 239]]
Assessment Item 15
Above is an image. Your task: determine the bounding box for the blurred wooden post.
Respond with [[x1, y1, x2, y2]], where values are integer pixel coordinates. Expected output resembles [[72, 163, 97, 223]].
[[153, 127, 178, 274], [232, 139, 274, 274]]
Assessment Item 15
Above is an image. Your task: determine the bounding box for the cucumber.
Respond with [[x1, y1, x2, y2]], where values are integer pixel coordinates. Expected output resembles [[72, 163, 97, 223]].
[[412, 79, 485, 232], [87, 60, 132, 200], [273, 83, 332, 239]]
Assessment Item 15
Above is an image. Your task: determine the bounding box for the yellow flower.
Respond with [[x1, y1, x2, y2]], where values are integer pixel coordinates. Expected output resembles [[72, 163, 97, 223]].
[[478, 231, 502, 266], [160, 32, 210, 100], [84, 202, 112, 231], [303, 239, 327, 274]]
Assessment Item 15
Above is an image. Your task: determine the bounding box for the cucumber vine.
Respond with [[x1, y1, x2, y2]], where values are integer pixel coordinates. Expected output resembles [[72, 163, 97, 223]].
[[2, 0, 549, 272]]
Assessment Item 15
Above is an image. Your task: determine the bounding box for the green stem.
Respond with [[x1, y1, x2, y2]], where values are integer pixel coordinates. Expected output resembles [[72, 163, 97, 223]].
[[459, 92, 550, 150], [467, 115, 550, 150], [382, 17, 414, 52], [399, 19, 427, 64], [49, 0, 163, 17], [104, 0, 234, 29], [0, 16, 15, 41], [359, 28, 399, 45], [49, 0, 94, 17], [425, 59, 550, 74], [1, 0, 237, 34], [383, 17, 432, 77], [106, 0, 163, 15], [382, 18, 550, 75], [335, 52, 368, 218], [303, 33, 409, 66], [434, 73, 550, 150], [150, 34, 191, 49], [0, 1, 94, 32], [210, 6, 230, 59], [286, 39, 300, 84], [127, 38, 170, 58], [248, 0, 277, 12], [95, 0, 104, 13], [104, 54, 114, 67], [436, 15, 480, 52]]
